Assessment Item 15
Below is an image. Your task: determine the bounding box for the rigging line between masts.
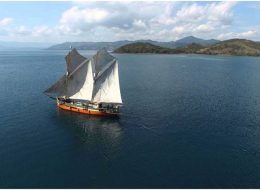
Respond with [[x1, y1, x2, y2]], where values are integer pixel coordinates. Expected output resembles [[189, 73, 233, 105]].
[[44, 48, 123, 116]]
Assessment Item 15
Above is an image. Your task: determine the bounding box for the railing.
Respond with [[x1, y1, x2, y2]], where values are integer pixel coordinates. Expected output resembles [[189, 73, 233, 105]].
[[58, 99, 120, 113]]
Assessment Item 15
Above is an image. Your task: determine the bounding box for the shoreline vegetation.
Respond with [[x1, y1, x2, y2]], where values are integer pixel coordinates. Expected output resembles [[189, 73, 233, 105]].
[[113, 39, 260, 56], [47, 36, 260, 56]]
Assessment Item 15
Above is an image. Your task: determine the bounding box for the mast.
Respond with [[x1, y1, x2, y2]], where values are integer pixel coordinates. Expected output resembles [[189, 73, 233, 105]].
[[44, 49, 92, 101], [91, 60, 122, 104], [66, 59, 94, 101], [44, 48, 122, 105], [93, 48, 115, 78], [65, 48, 87, 74]]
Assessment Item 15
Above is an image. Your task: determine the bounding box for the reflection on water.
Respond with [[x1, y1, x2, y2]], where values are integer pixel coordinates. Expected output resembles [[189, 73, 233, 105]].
[[2, 50, 260, 188], [56, 108, 123, 156]]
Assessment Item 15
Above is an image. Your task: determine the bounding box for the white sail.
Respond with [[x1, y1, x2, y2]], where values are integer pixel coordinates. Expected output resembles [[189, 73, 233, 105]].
[[66, 59, 94, 101], [45, 48, 123, 105], [92, 60, 122, 104]]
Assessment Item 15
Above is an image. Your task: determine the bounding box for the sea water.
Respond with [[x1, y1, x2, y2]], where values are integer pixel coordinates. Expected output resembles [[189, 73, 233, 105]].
[[0, 50, 260, 188]]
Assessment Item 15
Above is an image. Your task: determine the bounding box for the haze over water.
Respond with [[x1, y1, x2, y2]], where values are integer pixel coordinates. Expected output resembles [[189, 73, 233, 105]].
[[0, 50, 260, 188]]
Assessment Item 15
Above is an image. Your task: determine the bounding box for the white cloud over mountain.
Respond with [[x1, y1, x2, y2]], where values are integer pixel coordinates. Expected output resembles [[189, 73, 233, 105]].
[[54, 1, 238, 41], [0, 1, 259, 42], [218, 30, 258, 40]]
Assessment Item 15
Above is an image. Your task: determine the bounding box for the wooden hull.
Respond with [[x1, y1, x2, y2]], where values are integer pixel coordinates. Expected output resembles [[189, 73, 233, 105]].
[[57, 102, 119, 116]]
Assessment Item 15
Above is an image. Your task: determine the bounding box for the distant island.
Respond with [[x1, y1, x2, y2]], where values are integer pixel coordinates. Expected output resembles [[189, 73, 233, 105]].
[[113, 42, 205, 54], [114, 39, 260, 56], [47, 36, 219, 50], [196, 39, 260, 56], [47, 36, 260, 56]]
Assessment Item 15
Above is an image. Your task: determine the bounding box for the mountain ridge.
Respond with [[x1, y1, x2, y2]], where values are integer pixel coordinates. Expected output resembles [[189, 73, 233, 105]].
[[197, 39, 260, 56], [46, 36, 220, 50], [113, 42, 178, 54], [175, 36, 220, 47], [113, 39, 260, 56]]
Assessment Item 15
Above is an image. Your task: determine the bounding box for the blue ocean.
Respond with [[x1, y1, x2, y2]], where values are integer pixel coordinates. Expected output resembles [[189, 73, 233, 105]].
[[0, 50, 260, 188]]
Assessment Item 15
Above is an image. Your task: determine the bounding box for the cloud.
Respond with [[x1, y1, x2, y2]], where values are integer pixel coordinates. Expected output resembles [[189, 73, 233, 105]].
[[32, 26, 53, 37], [175, 3, 205, 24], [2, 1, 260, 42], [0, 17, 13, 27], [0, 17, 13, 36], [169, 1, 237, 38], [169, 1, 236, 26], [133, 20, 147, 29], [218, 30, 258, 40], [61, 1, 236, 41], [59, 6, 109, 33], [207, 1, 236, 25], [14, 26, 30, 36], [194, 24, 214, 33], [58, 2, 168, 34]]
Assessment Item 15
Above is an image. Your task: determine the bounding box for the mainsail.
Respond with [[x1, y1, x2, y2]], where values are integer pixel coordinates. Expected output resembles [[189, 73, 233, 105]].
[[45, 48, 122, 104], [92, 60, 122, 104], [93, 48, 115, 78]]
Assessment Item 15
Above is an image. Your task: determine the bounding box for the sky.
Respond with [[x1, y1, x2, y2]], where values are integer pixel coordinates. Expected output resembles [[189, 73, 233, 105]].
[[0, 1, 259, 43]]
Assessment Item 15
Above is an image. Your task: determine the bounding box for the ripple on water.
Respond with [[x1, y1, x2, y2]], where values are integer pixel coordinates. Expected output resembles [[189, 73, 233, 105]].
[[1, 51, 260, 188]]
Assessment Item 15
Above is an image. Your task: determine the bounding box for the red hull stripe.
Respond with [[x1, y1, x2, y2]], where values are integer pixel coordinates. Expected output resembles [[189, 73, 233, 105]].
[[57, 103, 117, 116]]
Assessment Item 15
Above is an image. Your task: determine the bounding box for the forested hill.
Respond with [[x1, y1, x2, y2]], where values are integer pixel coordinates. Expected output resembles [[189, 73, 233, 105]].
[[114, 39, 260, 56]]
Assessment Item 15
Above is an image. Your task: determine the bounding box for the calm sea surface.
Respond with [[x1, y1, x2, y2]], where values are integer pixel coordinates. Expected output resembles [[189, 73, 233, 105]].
[[0, 50, 260, 188]]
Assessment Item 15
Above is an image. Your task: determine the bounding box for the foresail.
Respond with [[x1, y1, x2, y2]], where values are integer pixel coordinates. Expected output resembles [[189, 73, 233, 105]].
[[45, 48, 122, 105], [66, 60, 94, 101], [92, 61, 122, 104], [44, 75, 67, 96], [65, 48, 87, 74], [93, 48, 115, 77]]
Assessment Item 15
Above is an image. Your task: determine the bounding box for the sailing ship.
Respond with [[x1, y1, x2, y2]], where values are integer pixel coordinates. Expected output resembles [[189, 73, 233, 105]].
[[44, 48, 123, 116]]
